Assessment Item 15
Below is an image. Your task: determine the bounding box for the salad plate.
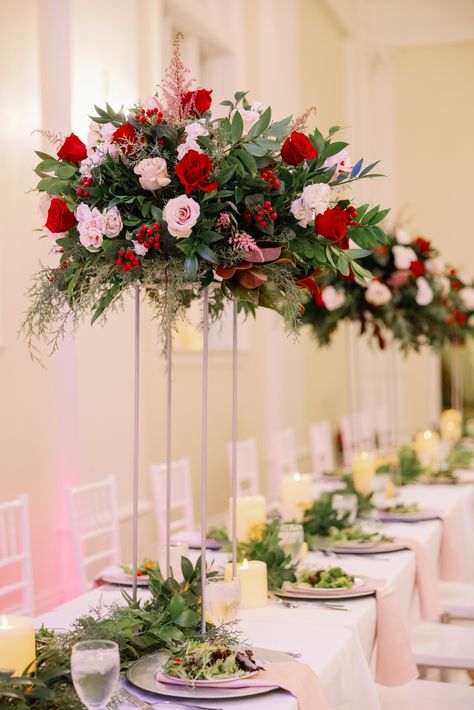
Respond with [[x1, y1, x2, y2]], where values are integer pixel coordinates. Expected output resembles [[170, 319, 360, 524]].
[[276, 583, 376, 601], [98, 565, 150, 587], [172, 530, 227, 550], [374, 504, 441, 523], [277, 566, 377, 600], [127, 647, 291, 700], [312, 527, 406, 554]]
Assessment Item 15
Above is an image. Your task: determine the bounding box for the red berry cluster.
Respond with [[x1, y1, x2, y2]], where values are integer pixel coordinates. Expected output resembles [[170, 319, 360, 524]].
[[133, 223, 161, 250], [260, 168, 280, 190], [256, 201, 277, 228], [346, 205, 358, 225], [135, 107, 164, 124], [116, 248, 140, 273], [76, 176, 93, 198], [448, 310, 467, 325]]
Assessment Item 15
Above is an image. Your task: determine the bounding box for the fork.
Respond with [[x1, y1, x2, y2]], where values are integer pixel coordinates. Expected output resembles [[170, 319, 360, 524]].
[[268, 592, 350, 612], [116, 686, 222, 710]]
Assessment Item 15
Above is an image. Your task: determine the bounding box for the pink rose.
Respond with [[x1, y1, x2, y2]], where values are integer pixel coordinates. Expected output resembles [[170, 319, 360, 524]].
[[388, 270, 411, 288], [162, 195, 200, 238]]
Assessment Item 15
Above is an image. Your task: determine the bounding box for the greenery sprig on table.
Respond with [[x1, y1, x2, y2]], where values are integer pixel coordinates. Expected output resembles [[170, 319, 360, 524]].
[[0, 558, 220, 709], [234, 520, 297, 590]]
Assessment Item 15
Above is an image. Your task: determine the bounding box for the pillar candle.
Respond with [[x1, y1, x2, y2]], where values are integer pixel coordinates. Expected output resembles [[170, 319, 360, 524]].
[[352, 452, 376, 494], [415, 430, 440, 470], [440, 409, 462, 442], [228, 495, 266, 542], [280, 473, 313, 521], [224, 559, 267, 608], [0, 615, 36, 676]]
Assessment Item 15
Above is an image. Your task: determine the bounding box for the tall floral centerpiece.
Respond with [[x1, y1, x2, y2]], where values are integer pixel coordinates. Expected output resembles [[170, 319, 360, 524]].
[[25, 36, 389, 351], [302, 226, 474, 352]]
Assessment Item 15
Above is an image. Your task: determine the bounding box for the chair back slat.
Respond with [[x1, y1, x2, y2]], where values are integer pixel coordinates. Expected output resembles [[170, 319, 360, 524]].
[[0, 496, 33, 615], [66, 476, 120, 592], [226, 437, 260, 496], [271, 428, 298, 481], [150, 458, 194, 543], [309, 420, 335, 477]]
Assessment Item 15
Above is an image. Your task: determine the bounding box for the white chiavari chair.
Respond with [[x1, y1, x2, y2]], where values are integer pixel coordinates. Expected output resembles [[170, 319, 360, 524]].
[[377, 679, 474, 709], [374, 405, 392, 451], [271, 427, 298, 481], [0, 496, 33, 615], [226, 437, 260, 495], [309, 421, 335, 477], [66, 476, 120, 592], [340, 414, 355, 467], [340, 410, 377, 466], [150, 458, 194, 543]]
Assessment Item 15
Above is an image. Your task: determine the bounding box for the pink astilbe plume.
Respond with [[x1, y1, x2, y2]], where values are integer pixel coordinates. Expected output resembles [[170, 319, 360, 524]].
[[229, 232, 263, 259], [157, 32, 194, 127]]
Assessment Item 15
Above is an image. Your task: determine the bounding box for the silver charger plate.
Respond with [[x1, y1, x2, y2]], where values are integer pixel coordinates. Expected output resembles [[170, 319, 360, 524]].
[[127, 647, 291, 700], [313, 540, 406, 554], [274, 586, 375, 601]]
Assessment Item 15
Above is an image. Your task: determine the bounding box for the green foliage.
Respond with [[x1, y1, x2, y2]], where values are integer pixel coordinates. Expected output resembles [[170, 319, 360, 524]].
[[446, 443, 474, 469], [0, 559, 217, 709], [398, 445, 424, 484], [302, 492, 349, 540], [236, 520, 297, 590]]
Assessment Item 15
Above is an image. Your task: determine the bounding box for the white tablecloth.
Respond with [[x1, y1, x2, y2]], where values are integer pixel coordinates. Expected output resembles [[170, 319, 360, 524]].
[[35, 482, 474, 710]]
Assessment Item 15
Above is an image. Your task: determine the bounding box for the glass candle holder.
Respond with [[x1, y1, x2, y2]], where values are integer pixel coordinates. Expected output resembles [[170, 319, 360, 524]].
[[277, 523, 305, 563], [205, 578, 241, 626], [332, 493, 358, 525]]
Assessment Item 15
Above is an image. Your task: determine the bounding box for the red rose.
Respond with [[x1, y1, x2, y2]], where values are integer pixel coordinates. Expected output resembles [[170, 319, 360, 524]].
[[175, 149, 218, 195], [414, 236, 430, 253], [181, 88, 212, 115], [57, 133, 87, 164], [45, 197, 77, 233], [449, 310, 467, 325], [281, 131, 317, 165], [409, 260, 425, 277], [315, 206, 349, 248], [111, 123, 139, 155]]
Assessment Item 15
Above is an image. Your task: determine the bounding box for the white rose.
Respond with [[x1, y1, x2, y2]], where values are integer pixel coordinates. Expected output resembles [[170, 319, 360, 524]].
[[365, 280, 392, 306], [290, 197, 313, 228], [184, 122, 208, 140], [437, 275, 450, 297], [134, 157, 171, 191], [233, 109, 260, 136], [321, 285, 345, 311], [395, 227, 412, 245], [103, 206, 123, 238], [393, 245, 416, 270], [425, 256, 445, 275], [133, 240, 149, 257], [415, 277, 433, 306], [177, 138, 202, 160], [163, 195, 200, 238], [300, 183, 331, 216], [459, 286, 474, 311]]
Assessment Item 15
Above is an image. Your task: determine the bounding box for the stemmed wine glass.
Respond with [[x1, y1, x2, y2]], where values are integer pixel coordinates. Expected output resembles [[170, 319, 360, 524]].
[[278, 523, 305, 564], [71, 640, 119, 709], [332, 493, 358, 525], [205, 578, 241, 626]]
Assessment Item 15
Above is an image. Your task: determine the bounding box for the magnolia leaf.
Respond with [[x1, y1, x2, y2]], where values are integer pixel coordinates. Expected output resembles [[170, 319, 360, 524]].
[[246, 106, 271, 140], [231, 110, 244, 143]]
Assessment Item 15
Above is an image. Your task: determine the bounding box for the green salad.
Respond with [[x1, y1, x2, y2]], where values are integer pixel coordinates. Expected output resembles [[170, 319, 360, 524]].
[[380, 503, 420, 514], [207, 526, 229, 542], [327, 526, 394, 544], [163, 641, 262, 681], [297, 566, 355, 589]]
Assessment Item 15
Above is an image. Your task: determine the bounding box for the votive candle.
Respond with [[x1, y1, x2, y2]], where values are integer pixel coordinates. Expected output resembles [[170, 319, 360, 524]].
[[0, 615, 36, 676], [228, 495, 266, 542], [280, 473, 313, 521], [440, 409, 462, 442], [352, 451, 376, 494], [224, 559, 268, 609], [415, 430, 440, 470]]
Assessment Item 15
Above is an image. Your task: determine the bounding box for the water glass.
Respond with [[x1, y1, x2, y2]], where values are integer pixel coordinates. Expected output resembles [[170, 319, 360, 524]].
[[278, 523, 305, 563], [205, 578, 241, 626], [71, 640, 119, 709], [332, 493, 358, 525]]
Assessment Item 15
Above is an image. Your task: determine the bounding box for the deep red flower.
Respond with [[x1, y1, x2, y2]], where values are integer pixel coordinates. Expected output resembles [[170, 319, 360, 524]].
[[45, 197, 77, 233], [451, 278, 462, 291], [448, 310, 467, 325], [175, 149, 217, 195], [295, 274, 323, 304], [111, 123, 139, 155], [315, 206, 350, 248], [57, 133, 87, 164], [414, 236, 430, 253], [409, 260, 425, 277], [181, 88, 212, 115], [281, 131, 317, 165]]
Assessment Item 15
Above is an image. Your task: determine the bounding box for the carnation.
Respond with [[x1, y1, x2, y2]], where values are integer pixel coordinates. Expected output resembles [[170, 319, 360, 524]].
[[76, 204, 106, 252], [365, 280, 392, 306], [301, 183, 331, 214]]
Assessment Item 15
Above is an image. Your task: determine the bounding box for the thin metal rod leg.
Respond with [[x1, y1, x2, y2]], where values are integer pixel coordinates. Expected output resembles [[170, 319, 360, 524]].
[[165, 303, 173, 577], [200, 288, 209, 635], [132, 285, 140, 602], [231, 300, 238, 578]]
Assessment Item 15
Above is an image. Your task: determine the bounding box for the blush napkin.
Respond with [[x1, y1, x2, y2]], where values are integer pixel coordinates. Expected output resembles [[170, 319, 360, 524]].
[[439, 510, 464, 581], [398, 538, 441, 620], [157, 661, 330, 710]]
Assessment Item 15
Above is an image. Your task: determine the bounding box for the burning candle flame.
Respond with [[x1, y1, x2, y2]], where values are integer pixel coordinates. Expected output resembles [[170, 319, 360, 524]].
[[241, 558, 249, 569]]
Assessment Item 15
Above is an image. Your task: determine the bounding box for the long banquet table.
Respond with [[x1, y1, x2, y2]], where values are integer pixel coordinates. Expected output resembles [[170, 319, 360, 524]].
[[36, 482, 474, 710]]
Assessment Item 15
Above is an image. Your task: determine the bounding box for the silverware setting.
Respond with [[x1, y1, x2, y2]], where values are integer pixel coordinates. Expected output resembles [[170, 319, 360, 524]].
[[268, 592, 351, 612], [115, 686, 222, 710]]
